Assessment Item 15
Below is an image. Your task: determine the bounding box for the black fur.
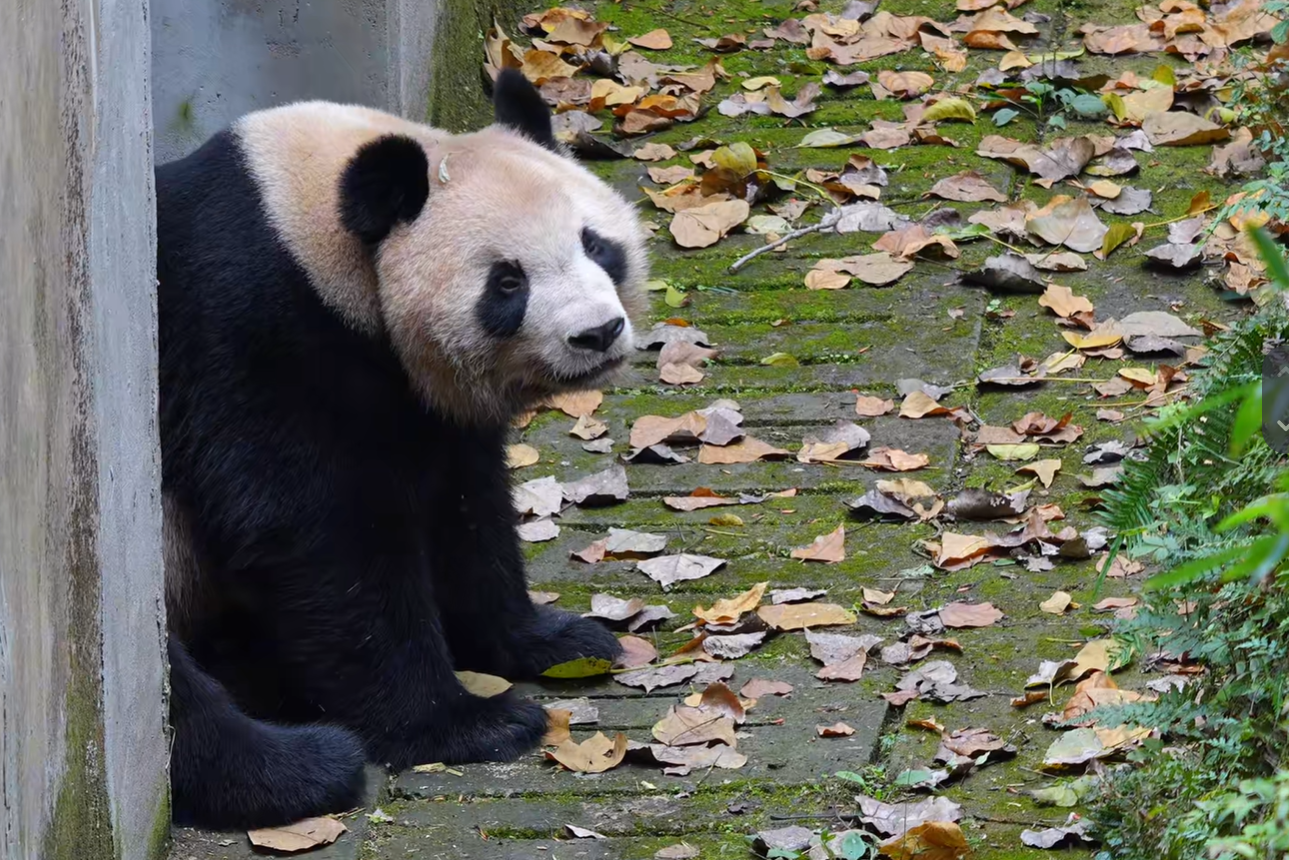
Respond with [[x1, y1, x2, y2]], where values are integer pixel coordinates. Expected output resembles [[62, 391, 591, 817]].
[[156, 128, 620, 829], [338, 134, 430, 244], [492, 69, 558, 150], [476, 260, 529, 338], [582, 227, 628, 286]]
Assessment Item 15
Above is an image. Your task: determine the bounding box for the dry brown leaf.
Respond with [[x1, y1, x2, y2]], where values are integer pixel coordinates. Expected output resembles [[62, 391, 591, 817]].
[[544, 708, 572, 746], [1038, 283, 1095, 317], [1018, 458, 1062, 488], [790, 524, 846, 563], [637, 554, 727, 588], [616, 635, 659, 669], [630, 412, 707, 448], [546, 731, 629, 773], [940, 601, 1004, 628], [741, 678, 794, 697], [927, 170, 1008, 203], [1040, 590, 1074, 615], [547, 389, 603, 418], [248, 818, 348, 853], [652, 706, 738, 746], [506, 443, 540, 469], [694, 582, 768, 625], [629, 28, 673, 49], [698, 436, 790, 464], [670, 199, 750, 248], [880, 821, 971, 860], [863, 447, 931, 471], [455, 671, 512, 697], [877, 70, 934, 98], [817, 652, 868, 681], [817, 721, 856, 737], [856, 395, 896, 417], [1027, 196, 1108, 253], [757, 602, 856, 630], [1142, 111, 1231, 147], [900, 390, 950, 419], [520, 49, 580, 83]]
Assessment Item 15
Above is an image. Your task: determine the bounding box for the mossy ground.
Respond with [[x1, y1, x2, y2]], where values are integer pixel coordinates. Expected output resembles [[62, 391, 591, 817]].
[[397, 0, 1259, 856]]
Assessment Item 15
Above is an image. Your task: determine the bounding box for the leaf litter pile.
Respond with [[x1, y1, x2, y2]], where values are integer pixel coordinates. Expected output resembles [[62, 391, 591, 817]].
[[287, 2, 1289, 859]]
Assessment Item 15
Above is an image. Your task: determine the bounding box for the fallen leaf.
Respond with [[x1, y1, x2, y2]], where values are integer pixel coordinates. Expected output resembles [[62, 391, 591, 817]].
[[790, 524, 846, 563], [927, 170, 1007, 203], [698, 436, 790, 464], [638, 554, 727, 588], [1021, 816, 1097, 849], [694, 582, 768, 625], [652, 706, 737, 746], [863, 447, 930, 471], [817, 652, 869, 681], [247, 818, 348, 853], [514, 476, 564, 518], [959, 253, 1046, 293], [547, 390, 603, 417], [669, 200, 750, 248], [1142, 111, 1231, 147], [1038, 283, 1094, 317], [566, 824, 608, 840], [741, 678, 794, 698], [1041, 591, 1074, 615], [544, 708, 572, 745], [545, 731, 629, 773], [517, 518, 560, 542], [455, 671, 512, 697], [629, 28, 673, 49], [506, 443, 540, 469], [881, 820, 971, 859], [616, 662, 701, 692], [817, 721, 856, 737], [1027, 196, 1108, 253], [703, 631, 767, 659], [757, 602, 856, 630], [940, 601, 1004, 628], [1018, 458, 1062, 488], [563, 465, 629, 506], [856, 395, 896, 417], [877, 70, 934, 98]]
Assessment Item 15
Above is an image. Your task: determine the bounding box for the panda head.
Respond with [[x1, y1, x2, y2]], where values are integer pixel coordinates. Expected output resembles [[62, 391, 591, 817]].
[[334, 71, 647, 425]]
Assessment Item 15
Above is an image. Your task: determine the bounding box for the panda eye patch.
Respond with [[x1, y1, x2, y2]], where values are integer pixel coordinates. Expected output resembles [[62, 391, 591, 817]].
[[478, 260, 529, 339], [580, 227, 627, 286]]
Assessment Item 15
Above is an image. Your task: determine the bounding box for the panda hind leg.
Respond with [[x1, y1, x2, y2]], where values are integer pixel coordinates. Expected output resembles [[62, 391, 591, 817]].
[[167, 634, 367, 829]]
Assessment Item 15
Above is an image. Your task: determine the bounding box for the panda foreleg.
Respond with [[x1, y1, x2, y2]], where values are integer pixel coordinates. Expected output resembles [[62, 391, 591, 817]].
[[426, 431, 624, 679]]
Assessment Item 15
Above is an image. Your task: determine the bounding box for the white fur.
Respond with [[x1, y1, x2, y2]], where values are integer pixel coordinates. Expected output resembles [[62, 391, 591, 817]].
[[236, 102, 648, 424]]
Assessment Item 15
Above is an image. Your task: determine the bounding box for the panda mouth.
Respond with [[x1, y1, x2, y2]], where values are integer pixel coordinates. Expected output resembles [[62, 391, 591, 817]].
[[549, 355, 626, 386]]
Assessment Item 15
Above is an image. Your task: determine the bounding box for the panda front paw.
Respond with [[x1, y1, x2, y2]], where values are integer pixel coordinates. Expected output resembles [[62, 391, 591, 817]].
[[505, 606, 623, 679]]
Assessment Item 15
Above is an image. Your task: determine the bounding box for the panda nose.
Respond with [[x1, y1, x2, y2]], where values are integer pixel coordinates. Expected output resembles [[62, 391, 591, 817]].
[[568, 317, 625, 353]]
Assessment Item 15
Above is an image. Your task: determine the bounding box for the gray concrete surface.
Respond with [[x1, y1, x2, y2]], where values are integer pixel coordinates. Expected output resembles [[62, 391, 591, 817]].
[[0, 0, 168, 857], [151, 0, 444, 163]]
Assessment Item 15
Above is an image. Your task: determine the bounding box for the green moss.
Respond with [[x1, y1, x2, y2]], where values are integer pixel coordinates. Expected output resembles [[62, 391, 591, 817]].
[[427, 0, 533, 129]]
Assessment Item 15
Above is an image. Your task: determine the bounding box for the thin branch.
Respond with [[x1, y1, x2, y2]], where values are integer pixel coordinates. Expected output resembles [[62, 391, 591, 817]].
[[728, 208, 842, 273]]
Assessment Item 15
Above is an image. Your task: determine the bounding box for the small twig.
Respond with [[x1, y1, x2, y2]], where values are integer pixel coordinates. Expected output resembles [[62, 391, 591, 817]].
[[729, 208, 841, 273]]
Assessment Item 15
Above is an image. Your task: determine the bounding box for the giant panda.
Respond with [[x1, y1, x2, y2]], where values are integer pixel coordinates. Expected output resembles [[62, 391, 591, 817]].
[[156, 69, 647, 830]]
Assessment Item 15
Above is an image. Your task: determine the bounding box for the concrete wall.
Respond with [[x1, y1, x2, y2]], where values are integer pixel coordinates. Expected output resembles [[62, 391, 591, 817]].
[[0, 0, 169, 858], [151, 0, 445, 163]]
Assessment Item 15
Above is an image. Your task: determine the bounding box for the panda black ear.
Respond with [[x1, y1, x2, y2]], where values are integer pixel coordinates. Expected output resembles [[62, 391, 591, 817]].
[[493, 68, 558, 151], [339, 134, 430, 244]]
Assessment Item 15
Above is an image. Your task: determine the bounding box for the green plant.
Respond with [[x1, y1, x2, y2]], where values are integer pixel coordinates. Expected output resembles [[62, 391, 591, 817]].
[[1088, 231, 1289, 860]]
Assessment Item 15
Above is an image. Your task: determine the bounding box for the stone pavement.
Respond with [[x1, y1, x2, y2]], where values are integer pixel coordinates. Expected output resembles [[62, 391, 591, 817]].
[[168, 0, 1260, 855]]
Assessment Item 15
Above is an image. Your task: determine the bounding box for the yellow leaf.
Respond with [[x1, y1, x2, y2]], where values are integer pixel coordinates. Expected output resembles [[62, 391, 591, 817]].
[[742, 76, 782, 90], [694, 582, 768, 625], [921, 97, 976, 123], [790, 524, 846, 563]]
